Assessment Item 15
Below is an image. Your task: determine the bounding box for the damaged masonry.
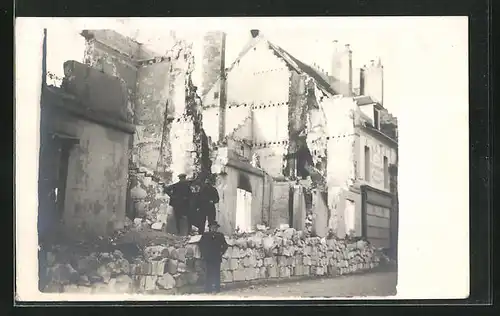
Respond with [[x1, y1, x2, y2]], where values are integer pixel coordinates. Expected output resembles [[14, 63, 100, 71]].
[[37, 28, 398, 295]]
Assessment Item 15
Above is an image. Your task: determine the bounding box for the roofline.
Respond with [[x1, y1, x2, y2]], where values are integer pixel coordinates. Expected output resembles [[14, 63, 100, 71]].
[[356, 124, 398, 147]]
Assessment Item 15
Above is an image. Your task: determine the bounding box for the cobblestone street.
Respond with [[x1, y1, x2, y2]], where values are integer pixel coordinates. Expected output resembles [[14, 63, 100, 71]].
[[215, 271, 397, 298]]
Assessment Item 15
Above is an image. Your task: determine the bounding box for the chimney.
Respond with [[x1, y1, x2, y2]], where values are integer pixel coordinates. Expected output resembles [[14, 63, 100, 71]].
[[360, 58, 384, 104], [333, 40, 339, 52], [250, 29, 260, 38], [331, 42, 353, 96], [201, 31, 227, 140]]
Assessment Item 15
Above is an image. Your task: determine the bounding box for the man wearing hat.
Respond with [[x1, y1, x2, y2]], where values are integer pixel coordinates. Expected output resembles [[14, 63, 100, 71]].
[[197, 175, 220, 233], [164, 173, 192, 235], [199, 221, 228, 293]]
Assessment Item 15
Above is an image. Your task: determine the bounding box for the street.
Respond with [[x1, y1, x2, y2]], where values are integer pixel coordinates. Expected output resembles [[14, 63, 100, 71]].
[[215, 271, 397, 298]]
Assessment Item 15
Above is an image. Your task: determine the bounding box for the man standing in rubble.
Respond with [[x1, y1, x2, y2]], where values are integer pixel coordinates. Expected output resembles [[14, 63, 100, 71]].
[[197, 175, 220, 233], [164, 173, 192, 235], [199, 221, 228, 293]]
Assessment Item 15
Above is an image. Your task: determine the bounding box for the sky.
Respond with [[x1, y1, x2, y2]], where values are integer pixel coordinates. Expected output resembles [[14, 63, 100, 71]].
[[40, 17, 438, 117]]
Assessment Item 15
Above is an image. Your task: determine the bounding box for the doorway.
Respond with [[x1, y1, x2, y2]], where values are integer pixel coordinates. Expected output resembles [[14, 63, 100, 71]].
[[235, 173, 252, 232], [38, 133, 77, 242]]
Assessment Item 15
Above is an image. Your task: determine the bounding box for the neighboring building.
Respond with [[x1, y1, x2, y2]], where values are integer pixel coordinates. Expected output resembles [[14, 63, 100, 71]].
[[201, 29, 399, 248], [39, 61, 134, 240]]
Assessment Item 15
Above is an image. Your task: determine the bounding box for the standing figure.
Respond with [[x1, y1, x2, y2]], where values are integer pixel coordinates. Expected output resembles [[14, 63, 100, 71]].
[[163, 173, 192, 235], [198, 175, 220, 234], [199, 221, 228, 293]]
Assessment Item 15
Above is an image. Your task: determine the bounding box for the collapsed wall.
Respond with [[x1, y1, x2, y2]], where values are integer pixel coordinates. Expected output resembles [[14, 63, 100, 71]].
[[40, 227, 388, 294]]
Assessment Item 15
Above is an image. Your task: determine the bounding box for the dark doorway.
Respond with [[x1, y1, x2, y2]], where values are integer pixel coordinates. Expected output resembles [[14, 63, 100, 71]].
[[38, 133, 77, 243]]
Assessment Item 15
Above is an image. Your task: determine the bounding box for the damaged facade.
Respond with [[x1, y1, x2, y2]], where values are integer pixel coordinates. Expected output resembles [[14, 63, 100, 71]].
[[79, 30, 209, 234], [201, 30, 398, 249], [39, 60, 134, 239], [40, 28, 398, 252]]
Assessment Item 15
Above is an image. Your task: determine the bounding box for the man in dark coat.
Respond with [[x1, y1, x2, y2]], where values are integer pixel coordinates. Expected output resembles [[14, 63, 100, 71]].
[[197, 175, 220, 233], [199, 221, 228, 293], [163, 173, 192, 235]]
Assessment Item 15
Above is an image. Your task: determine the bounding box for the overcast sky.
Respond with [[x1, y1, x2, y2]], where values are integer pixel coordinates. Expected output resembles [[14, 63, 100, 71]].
[[43, 17, 468, 117]]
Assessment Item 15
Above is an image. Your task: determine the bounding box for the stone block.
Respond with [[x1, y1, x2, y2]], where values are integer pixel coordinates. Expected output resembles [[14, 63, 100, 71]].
[[177, 248, 187, 262], [263, 257, 274, 266], [151, 260, 167, 276], [194, 259, 204, 272], [303, 266, 310, 276], [259, 266, 267, 279], [156, 273, 176, 289], [144, 245, 169, 260], [279, 266, 291, 278], [294, 264, 304, 276], [174, 273, 187, 288], [151, 222, 164, 230], [303, 256, 312, 266], [169, 247, 179, 260], [177, 262, 187, 273], [244, 267, 258, 281], [233, 269, 246, 282], [167, 259, 178, 275], [140, 275, 158, 291], [91, 282, 109, 294], [267, 266, 278, 278], [221, 270, 233, 283], [316, 266, 325, 276], [108, 275, 134, 293]]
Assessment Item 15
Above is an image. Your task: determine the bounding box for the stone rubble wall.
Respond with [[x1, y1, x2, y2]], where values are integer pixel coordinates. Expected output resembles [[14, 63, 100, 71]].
[[42, 227, 386, 294]]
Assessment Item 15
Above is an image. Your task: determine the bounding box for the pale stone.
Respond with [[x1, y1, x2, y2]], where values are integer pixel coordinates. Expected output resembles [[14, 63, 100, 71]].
[[108, 275, 134, 293], [151, 222, 164, 230], [177, 248, 186, 262], [185, 272, 199, 285], [141, 275, 158, 291], [77, 256, 99, 274], [263, 257, 274, 266], [96, 265, 111, 284], [188, 235, 201, 244], [279, 224, 290, 230], [229, 258, 239, 270], [167, 259, 178, 275], [144, 245, 169, 260], [256, 224, 266, 231], [294, 264, 304, 276], [221, 270, 233, 283], [156, 273, 176, 290], [92, 282, 109, 294], [131, 186, 147, 200], [259, 266, 267, 279], [279, 266, 291, 278], [169, 247, 179, 260], [233, 269, 246, 282], [267, 266, 278, 278], [283, 228, 295, 239]]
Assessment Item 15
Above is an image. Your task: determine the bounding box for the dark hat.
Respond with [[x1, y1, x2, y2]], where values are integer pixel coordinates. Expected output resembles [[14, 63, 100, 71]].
[[209, 221, 220, 228], [178, 173, 187, 179]]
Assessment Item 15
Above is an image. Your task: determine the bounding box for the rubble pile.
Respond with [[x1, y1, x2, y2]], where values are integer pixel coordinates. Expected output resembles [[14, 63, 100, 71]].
[[42, 227, 384, 294]]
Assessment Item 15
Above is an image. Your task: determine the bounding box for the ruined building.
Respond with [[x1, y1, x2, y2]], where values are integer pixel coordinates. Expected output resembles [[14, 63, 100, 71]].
[[201, 30, 398, 248], [40, 28, 398, 251], [75, 30, 208, 234], [39, 60, 135, 239]]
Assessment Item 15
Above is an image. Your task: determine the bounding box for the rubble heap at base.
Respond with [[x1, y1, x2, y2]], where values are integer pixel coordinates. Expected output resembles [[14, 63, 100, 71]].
[[41, 226, 389, 294]]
